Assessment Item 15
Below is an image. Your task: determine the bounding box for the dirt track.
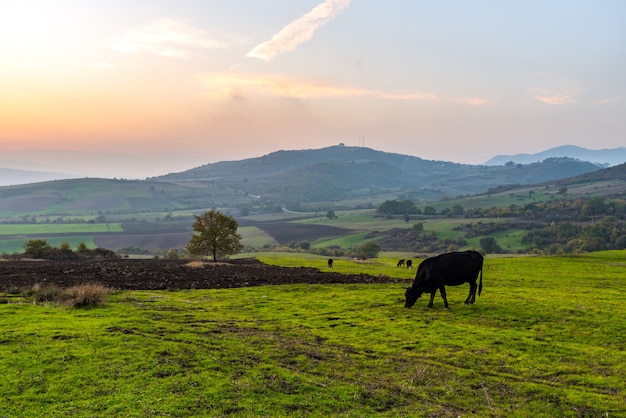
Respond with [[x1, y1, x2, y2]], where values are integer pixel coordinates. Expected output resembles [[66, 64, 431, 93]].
[[0, 258, 402, 291]]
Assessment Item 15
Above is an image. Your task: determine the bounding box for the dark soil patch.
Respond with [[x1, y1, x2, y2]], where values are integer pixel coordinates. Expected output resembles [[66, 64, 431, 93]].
[[94, 232, 192, 251], [256, 223, 350, 244], [0, 258, 401, 291], [239, 219, 351, 244]]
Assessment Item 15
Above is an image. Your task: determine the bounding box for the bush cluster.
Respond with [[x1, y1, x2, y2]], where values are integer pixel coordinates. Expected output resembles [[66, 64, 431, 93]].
[[15, 240, 119, 260]]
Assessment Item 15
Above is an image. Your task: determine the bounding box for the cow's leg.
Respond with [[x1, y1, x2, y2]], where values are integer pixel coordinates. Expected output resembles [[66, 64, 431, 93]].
[[427, 290, 436, 308], [465, 282, 477, 304], [439, 286, 450, 309]]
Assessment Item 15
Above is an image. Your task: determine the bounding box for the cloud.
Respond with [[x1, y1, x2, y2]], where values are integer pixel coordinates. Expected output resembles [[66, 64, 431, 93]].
[[110, 18, 229, 58], [246, 0, 351, 62], [202, 73, 490, 106], [204, 73, 368, 100], [535, 90, 578, 105], [379, 92, 492, 106]]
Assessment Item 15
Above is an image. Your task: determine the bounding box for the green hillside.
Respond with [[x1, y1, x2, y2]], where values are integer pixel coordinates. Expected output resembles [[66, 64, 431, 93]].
[[155, 146, 603, 203], [1, 149, 624, 255]]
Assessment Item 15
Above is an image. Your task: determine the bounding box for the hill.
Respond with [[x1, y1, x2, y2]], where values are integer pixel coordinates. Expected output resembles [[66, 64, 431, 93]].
[[484, 145, 626, 167], [2, 147, 623, 255], [0, 147, 608, 216], [0, 167, 78, 186], [154, 145, 602, 203]]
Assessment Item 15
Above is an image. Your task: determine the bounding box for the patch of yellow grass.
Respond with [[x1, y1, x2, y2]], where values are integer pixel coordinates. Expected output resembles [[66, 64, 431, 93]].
[[60, 283, 109, 308], [186, 261, 207, 268]]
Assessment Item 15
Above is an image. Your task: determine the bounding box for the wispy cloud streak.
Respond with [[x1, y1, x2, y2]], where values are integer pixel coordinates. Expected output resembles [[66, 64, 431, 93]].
[[202, 73, 490, 106], [110, 18, 229, 58], [246, 0, 351, 62], [535, 89, 578, 105]]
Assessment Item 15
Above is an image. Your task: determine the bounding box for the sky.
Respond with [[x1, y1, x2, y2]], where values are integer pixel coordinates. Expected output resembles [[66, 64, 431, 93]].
[[1, 0, 625, 179]]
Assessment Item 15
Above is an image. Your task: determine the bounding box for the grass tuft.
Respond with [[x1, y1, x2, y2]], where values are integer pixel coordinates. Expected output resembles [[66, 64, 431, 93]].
[[27, 283, 64, 302], [60, 283, 109, 308], [19, 283, 109, 307]]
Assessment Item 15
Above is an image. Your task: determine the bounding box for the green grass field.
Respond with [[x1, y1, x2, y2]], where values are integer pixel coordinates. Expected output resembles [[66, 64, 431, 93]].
[[0, 223, 123, 235], [0, 223, 123, 254], [1, 251, 624, 416]]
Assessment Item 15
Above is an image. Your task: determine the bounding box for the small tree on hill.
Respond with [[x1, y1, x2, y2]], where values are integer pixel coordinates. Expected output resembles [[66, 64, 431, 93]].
[[76, 242, 90, 253], [187, 210, 243, 262], [480, 236, 502, 254], [23, 239, 52, 259], [355, 242, 381, 260]]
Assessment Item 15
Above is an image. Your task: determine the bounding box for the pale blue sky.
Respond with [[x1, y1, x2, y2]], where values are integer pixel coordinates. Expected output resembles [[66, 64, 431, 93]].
[[1, 1, 624, 178]]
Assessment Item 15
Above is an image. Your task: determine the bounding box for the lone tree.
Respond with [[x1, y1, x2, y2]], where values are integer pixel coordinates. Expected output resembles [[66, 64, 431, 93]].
[[23, 239, 52, 259], [354, 242, 381, 260], [186, 210, 244, 262]]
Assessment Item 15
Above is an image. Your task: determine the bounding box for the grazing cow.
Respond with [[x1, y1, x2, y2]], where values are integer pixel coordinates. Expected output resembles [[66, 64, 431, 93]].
[[406, 259, 413, 269], [404, 250, 483, 309], [328, 258, 334, 268], [397, 259, 405, 267]]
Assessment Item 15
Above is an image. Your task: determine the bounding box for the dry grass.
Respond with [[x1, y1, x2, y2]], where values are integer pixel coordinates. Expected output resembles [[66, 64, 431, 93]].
[[185, 261, 207, 268], [60, 283, 109, 307], [21, 283, 109, 308]]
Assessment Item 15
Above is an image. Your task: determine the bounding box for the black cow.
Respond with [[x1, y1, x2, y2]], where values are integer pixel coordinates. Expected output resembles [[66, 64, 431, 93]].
[[328, 258, 334, 268], [404, 251, 483, 309], [397, 259, 405, 267], [406, 259, 413, 269]]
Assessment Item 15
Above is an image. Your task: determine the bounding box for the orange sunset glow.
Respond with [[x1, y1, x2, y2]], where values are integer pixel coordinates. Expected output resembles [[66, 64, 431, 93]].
[[1, 1, 624, 178]]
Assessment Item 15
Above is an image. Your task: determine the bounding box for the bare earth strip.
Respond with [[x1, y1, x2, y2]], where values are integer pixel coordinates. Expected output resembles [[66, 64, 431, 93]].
[[0, 258, 400, 291]]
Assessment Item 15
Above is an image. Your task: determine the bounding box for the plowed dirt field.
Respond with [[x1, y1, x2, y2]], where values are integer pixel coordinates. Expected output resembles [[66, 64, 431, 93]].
[[0, 258, 402, 291]]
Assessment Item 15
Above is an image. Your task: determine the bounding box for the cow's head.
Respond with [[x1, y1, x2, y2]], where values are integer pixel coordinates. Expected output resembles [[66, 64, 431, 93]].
[[404, 286, 422, 308]]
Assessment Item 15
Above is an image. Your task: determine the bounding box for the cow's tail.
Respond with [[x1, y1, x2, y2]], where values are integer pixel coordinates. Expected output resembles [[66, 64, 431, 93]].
[[478, 265, 483, 296]]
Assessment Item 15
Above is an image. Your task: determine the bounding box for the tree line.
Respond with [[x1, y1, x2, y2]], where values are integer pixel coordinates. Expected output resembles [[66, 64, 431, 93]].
[[376, 196, 626, 254]]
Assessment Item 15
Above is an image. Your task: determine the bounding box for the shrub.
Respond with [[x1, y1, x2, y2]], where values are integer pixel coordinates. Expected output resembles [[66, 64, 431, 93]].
[[76, 242, 90, 253], [26, 284, 64, 302], [47, 247, 80, 261], [23, 239, 52, 259], [60, 283, 109, 308], [89, 248, 119, 259]]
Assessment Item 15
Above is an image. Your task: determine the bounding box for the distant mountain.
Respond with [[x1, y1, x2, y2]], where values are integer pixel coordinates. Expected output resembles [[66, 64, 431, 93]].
[[154, 145, 602, 203], [552, 161, 626, 184], [0, 167, 78, 186], [484, 145, 626, 167], [0, 146, 608, 211]]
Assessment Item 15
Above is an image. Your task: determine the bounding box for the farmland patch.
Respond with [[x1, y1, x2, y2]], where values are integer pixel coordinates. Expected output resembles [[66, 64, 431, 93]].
[[245, 221, 351, 244]]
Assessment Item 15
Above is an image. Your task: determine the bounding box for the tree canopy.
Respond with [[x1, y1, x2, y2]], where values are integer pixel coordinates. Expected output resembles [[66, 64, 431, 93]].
[[376, 200, 418, 215], [187, 210, 244, 262]]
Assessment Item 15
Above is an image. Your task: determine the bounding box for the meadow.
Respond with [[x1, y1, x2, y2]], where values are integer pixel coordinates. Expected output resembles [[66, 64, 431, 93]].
[[0, 252, 624, 417]]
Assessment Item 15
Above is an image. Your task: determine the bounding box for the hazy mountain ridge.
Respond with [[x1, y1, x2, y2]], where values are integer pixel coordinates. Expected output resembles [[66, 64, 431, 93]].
[[2, 144, 616, 187], [0, 146, 609, 210], [484, 145, 626, 167], [1, 148, 624, 254], [0, 167, 78, 187], [552, 160, 626, 184], [155, 146, 602, 202]]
